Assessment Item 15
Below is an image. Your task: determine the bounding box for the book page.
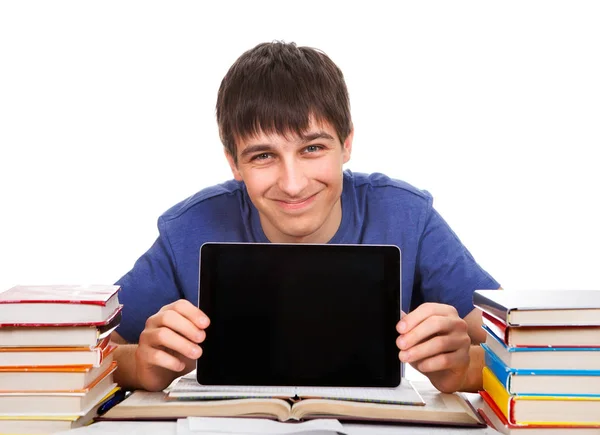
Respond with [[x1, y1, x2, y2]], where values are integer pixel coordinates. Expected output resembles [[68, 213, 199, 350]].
[[292, 383, 482, 425], [169, 373, 424, 406], [103, 391, 293, 421], [169, 376, 297, 399], [296, 382, 424, 405]]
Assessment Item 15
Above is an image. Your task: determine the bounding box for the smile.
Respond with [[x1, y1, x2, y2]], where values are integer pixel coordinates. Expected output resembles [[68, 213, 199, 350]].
[[274, 193, 318, 211]]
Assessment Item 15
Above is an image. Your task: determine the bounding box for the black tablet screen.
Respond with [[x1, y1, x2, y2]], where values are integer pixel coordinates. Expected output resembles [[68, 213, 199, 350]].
[[197, 243, 401, 387]]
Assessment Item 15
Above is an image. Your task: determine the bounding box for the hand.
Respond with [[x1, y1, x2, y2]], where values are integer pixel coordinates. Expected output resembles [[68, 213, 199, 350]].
[[396, 303, 470, 393], [135, 299, 210, 391]]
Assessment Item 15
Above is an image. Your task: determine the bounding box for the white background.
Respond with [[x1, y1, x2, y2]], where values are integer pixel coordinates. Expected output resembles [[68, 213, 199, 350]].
[[1, 1, 599, 293]]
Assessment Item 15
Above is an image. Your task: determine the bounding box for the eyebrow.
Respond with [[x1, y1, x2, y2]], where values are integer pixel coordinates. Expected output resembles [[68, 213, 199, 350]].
[[300, 131, 335, 142], [239, 144, 274, 159], [239, 131, 335, 159]]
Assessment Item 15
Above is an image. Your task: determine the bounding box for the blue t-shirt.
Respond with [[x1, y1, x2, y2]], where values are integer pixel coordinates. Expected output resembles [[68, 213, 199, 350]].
[[115, 171, 499, 343]]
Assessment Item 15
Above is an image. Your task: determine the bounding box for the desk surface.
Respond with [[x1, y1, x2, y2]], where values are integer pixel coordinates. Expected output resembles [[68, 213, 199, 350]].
[[56, 368, 501, 435]]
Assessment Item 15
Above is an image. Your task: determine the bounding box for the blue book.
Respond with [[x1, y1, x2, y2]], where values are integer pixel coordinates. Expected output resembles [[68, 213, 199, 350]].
[[482, 343, 600, 397], [483, 324, 600, 371]]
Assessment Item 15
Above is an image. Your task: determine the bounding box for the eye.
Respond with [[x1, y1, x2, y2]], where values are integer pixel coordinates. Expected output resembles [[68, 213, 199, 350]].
[[251, 153, 273, 161], [304, 145, 323, 153]]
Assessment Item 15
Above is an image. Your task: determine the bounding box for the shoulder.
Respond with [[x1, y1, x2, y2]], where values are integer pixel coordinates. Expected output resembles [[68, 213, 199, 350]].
[[345, 170, 433, 207], [160, 179, 246, 225]]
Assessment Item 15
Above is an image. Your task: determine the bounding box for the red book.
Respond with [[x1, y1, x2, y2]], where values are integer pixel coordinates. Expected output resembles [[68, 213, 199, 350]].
[[0, 285, 120, 325], [483, 311, 600, 348], [0, 307, 122, 347]]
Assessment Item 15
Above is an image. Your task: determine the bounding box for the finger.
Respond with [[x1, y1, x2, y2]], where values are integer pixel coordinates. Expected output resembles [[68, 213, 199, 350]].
[[396, 311, 407, 331], [397, 303, 457, 334], [397, 315, 466, 350], [159, 299, 210, 330], [413, 349, 470, 373], [140, 346, 189, 372], [399, 333, 469, 363], [147, 309, 207, 344], [141, 326, 203, 361]]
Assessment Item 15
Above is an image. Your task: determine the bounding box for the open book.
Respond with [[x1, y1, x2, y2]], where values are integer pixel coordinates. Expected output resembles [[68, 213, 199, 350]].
[[101, 375, 484, 427]]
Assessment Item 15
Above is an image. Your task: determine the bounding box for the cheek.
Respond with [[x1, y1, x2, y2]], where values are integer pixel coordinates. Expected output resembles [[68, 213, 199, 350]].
[[307, 157, 342, 179], [243, 172, 273, 199], [310, 159, 344, 188]]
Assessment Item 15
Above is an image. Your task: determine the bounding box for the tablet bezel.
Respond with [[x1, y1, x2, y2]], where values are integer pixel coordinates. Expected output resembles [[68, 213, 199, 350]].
[[196, 242, 401, 388]]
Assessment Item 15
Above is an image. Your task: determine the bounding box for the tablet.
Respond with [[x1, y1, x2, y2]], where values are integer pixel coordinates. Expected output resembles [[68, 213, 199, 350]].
[[197, 243, 401, 387]]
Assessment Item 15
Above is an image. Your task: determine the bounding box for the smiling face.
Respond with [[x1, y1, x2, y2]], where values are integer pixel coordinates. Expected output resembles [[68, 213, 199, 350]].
[[226, 118, 353, 244]]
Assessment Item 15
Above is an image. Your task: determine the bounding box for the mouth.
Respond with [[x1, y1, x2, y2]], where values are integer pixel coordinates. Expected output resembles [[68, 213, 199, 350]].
[[273, 193, 318, 211]]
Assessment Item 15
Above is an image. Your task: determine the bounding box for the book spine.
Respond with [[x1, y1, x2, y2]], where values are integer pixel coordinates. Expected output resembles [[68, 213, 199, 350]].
[[482, 344, 512, 393], [482, 312, 509, 344], [483, 324, 512, 351], [482, 366, 513, 423], [486, 327, 600, 355], [479, 392, 600, 430], [483, 367, 600, 426], [473, 291, 509, 324]]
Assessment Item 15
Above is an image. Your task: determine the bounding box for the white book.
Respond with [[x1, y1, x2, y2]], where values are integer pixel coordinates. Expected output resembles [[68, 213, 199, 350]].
[[0, 284, 120, 325], [474, 289, 600, 326], [0, 355, 115, 392], [0, 336, 115, 368], [0, 372, 116, 416]]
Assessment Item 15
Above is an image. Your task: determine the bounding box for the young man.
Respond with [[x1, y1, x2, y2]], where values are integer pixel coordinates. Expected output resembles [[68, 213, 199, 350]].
[[110, 41, 500, 394]]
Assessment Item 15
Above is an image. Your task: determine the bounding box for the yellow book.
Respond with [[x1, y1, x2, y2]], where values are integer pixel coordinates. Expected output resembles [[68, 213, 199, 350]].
[[0, 386, 120, 434], [482, 366, 600, 427]]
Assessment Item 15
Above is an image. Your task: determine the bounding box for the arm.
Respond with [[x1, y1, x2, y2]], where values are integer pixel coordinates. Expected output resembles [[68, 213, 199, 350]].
[[110, 332, 137, 390], [457, 307, 486, 392], [400, 199, 499, 393], [459, 293, 498, 392], [110, 300, 210, 391]]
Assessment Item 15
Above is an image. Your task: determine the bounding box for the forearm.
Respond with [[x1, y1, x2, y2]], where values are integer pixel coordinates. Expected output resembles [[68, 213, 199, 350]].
[[460, 344, 484, 393], [112, 343, 141, 390]]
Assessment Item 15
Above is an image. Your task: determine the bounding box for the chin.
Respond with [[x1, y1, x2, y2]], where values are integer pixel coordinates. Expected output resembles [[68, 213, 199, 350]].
[[277, 222, 323, 242], [281, 227, 319, 240]]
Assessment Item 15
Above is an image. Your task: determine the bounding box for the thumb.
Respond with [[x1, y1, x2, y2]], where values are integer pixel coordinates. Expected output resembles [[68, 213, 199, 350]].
[[397, 310, 408, 334]]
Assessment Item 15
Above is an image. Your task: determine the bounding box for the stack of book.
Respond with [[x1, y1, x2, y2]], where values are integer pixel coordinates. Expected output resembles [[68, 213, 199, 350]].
[[0, 284, 122, 434], [474, 289, 600, 434]]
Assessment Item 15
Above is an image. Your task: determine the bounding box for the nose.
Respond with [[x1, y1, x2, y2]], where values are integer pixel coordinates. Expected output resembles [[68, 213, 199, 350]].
[[278, 158, 309, 198]]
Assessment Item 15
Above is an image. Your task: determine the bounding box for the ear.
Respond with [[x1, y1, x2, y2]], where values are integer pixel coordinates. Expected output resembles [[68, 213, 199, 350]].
[[224, 149, 243, 181], [342, 128, 354, 164]]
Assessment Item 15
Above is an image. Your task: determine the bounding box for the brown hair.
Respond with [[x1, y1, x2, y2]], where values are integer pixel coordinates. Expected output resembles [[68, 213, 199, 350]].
[[216, 41, 352, 162]]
